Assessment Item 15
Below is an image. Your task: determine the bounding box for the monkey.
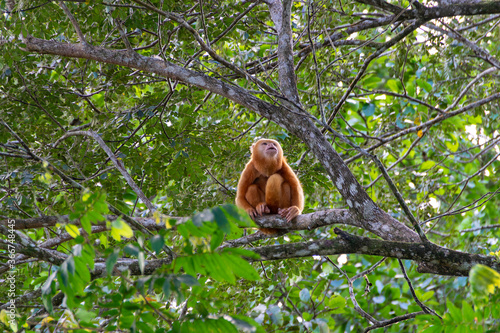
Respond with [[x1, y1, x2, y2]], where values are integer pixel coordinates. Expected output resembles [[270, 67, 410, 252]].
[[235, 139, 304, 233]]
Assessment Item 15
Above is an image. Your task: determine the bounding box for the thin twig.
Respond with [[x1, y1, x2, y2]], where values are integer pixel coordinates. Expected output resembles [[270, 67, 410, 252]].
[[398, 259, 441, 318], [327, 19, 424, 124], [345, 92, 500, 165], [130, 0, 276, 94], [115, 18, 133, 51], [352, 258, 387, 281], [445, 67, 498, 112], [58, 1, 87, 44], [461, 224, 500, 233], [327, 257, 379, 324], [307, 0, 325, 123], [364, 129, 427, 189], [53, 131, 155, 212]]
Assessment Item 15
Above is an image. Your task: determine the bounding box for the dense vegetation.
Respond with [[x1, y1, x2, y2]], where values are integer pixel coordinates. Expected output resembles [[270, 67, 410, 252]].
[[1, 0, 500, 332]]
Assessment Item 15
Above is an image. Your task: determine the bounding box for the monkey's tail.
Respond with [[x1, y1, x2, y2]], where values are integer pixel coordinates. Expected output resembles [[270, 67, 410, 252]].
[[259, 227, 281, 235], [265, 174, 284, 212]]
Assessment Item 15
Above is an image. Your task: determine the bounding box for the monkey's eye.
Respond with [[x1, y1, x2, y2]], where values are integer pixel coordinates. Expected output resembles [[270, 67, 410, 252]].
[[262, 142, 267, 145]]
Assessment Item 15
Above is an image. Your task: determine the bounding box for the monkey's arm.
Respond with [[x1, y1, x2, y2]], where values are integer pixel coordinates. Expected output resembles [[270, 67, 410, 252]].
[[235, 163, 259, 214], [282, 163, 304, 211]]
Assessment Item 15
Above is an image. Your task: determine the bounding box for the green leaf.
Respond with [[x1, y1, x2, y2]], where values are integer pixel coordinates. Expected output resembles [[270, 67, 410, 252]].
[[467, 114, 482, 124], [267, 305, 283, 325], [80, 215, 92, 235], [421, 160, 436, 170], [75, 257, 90, 285], [446, 300, 462, 323], [205, 254, 235, 283], [106, 250, 119, 276], [175, 256, 200, 276], [210, 230, 224, 251], [58, 260, 70, 287], [361, 74, 381, 88], [417, 78, 433, 93], [124, 244, 140, 256], [111, 219, 134, 241], [386, 79, 399, 92], [163, 278, 172, 299], [119, 314, 135, 329], [75, 308, 96, 322], [461, 300, 475, 323], [346, 99, 359, 111], [135, 321, 155, 333], [407, 82, 416, 97], [138, 251, 145, 274], [150, 235, 164, 254], [302, 311, 313, 321], [299, 288, 311, 302], [445, 134, 459, 152], [221, 247, 261, 259], [221, 204, 253, 227], [328, 295, 346, 309], [177, 274, 200, 286], [220, 204, 240, 220], [223, 254, 260, 281], [65, 224, 80, 238], [41, 271, 57, 314], [361, 103, 376, 117], [212, 206, 231, 234], [469, 264, 500, 296], [420, 325, 443, 333]]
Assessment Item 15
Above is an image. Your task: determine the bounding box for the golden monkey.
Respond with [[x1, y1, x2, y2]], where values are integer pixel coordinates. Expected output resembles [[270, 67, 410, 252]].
[[236, 139, 304, 233]]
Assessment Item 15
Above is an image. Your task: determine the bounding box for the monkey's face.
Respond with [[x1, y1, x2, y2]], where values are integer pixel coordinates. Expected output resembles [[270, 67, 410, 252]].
[[253, 139, 282, 159]]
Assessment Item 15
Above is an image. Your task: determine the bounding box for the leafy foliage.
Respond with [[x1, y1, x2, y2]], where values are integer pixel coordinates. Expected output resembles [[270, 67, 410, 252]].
[[1, 0, 500, 332]]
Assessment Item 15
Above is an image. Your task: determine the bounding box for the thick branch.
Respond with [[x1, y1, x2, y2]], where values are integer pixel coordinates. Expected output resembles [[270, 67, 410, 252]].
[[2, 207, 418, 248], [251, 228, 500, 276], [266, 0, 302, 106], [0, 215, 188, 231], [92, 258, 172, 279], [0, 226, 68, 266], [22, 36, 286, 126], [130, 0, 275, 93], [299, 1, 500, 58]]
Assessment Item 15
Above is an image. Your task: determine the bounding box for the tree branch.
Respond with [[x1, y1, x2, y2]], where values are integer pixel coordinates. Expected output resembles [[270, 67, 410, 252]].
[[129, 0, 275, 94], [58, 1, 87, 44], [53, 130, 155, 212], [266, 0, 302, 106], [345, 92, 500, 164], [1, 214, 188, 231], [251, 228, 500, 276]]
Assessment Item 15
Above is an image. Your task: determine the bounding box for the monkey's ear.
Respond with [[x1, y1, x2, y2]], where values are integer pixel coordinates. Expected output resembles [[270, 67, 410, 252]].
[[250, 143, 256, 153]]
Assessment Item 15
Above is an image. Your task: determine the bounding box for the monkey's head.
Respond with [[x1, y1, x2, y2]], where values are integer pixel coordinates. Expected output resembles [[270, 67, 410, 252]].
[[251, 139, 283, 159], [250, 139, 284, 176]]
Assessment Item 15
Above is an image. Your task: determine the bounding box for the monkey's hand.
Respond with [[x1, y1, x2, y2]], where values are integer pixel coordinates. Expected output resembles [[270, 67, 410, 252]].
[[255, 202, 270, 216], [278, 206, 300, 222], [246, 208, 259, 219], [246, 203, 269, 219]]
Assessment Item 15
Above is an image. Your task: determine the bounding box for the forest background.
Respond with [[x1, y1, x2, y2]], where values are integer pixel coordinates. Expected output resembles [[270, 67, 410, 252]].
[[1, 0, 500, 332]]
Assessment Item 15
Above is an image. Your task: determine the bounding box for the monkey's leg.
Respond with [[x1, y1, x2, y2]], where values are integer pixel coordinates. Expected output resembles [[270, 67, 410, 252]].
[[277, 181, 300, 222], [245, 184, 265, 208], [247, 183, 275, 234]]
